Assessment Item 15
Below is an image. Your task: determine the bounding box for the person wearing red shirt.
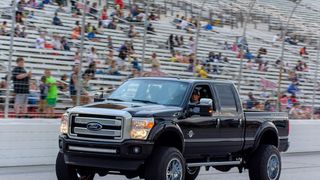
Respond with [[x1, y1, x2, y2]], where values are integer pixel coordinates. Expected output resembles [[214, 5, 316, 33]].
[[115, 0, 124, 9]]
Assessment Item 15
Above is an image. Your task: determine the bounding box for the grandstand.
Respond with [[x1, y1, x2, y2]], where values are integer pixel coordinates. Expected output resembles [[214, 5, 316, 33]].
[[0, 0, 319, 118]]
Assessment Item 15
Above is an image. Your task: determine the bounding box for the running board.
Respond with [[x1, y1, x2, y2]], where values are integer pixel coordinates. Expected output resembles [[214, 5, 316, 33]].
[[187, 161, 241, 168]]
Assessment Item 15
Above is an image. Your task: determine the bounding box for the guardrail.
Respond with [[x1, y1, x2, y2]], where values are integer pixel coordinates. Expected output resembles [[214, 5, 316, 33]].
[[0, 118, 319, 167]]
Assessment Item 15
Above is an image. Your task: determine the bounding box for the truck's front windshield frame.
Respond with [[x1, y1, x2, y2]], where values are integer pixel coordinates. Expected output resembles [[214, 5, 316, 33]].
[[108, 79, 189, 107]]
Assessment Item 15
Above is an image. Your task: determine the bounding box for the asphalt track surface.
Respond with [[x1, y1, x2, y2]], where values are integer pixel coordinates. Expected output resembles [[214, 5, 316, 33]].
[[0, 152, 319, 180]]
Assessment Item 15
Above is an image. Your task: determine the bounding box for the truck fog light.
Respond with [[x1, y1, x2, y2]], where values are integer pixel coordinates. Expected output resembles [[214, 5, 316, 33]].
[[132, 146, 141, 154]]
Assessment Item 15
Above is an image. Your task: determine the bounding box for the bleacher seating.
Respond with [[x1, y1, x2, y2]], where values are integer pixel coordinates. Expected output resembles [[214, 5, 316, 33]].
[[1, 0, 320, 117]]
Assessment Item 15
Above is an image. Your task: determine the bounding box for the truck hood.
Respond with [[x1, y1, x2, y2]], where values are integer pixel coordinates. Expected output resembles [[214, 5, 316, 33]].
[[72, 101, 183, 118]]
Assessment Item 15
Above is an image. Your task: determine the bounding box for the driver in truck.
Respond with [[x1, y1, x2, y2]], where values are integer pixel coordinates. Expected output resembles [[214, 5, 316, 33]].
[[190, 89, 200, 104]]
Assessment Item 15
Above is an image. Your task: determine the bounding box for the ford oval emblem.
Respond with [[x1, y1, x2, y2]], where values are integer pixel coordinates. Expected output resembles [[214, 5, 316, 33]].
[[87, 122, 103, 131]]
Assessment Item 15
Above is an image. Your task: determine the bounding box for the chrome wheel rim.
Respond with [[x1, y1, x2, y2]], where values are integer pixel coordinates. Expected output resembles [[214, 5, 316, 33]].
[[267, 154, 280, 180], [166, 158, 183, 180]]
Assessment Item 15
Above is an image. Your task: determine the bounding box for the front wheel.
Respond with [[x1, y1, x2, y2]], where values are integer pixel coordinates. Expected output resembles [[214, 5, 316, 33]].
[[145, 147, 185, 180], [249, 145, 281, 180], [55, 152, 95, 180]]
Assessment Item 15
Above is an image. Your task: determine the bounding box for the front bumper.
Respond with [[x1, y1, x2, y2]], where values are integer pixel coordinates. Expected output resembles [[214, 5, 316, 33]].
[[59, 135, 154, 171]]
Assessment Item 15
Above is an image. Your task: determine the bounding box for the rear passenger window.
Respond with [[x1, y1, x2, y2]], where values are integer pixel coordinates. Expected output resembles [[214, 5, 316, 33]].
[[215, 84, 238, 114]]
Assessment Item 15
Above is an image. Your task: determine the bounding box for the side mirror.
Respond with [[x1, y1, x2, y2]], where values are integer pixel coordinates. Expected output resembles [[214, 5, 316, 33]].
[[189, 98, 213, 116]]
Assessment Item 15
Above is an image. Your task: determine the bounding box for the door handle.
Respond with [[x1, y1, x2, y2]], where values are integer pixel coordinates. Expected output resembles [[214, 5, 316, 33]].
[[216, 118, 221, 128], [238, 118, 243, 128]]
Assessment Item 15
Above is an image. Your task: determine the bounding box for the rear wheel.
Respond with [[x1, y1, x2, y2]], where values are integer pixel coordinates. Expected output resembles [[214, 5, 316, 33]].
[[55, 152, 95, 180], [249, 145, 281, 180], [145, 147, 185, 180], [185, 167, 200, 180]]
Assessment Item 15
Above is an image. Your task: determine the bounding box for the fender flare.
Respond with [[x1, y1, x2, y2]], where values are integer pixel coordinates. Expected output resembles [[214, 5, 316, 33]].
[[148, 122, 185, 153], [252, 121, 279, 152]]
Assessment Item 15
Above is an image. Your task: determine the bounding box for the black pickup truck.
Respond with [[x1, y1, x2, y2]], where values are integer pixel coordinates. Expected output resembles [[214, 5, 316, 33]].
[[56, 77, 289, 180]]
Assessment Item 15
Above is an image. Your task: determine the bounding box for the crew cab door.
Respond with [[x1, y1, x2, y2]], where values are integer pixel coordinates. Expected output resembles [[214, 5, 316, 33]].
[[178, 83, 222, 157], [212, 83, 245, 154]]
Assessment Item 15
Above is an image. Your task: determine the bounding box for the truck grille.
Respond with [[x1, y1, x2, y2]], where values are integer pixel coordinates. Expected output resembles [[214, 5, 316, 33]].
[[68, 113, 123, 141]]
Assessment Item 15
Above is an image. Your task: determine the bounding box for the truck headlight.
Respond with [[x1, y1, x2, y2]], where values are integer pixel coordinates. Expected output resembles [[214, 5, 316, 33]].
[[130, 118, 154, 140], [60, 113, 69, 134]]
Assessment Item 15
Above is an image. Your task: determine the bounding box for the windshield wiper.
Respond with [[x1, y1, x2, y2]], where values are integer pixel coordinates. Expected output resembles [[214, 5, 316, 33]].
[[107, 98, 124, 102], [131, 99, 159, 104]]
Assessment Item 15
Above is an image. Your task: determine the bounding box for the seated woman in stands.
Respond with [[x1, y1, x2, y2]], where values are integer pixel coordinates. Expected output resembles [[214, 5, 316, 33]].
[[147, 23, 156, 35], [0, 21, 8, 36], [100, 6, 108, 20], [52, 34, 62, 50], [53, 12, 63, 26], [71, 21, 81, 39], [108, 60, 121, 75], [36, 33, 46, 49], [258, 47, 268, 55], [16, 12, 24, 25]]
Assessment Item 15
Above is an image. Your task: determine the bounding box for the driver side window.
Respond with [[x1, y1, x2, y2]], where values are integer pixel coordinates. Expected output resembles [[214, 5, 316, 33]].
[[189, 85, 216, 113]]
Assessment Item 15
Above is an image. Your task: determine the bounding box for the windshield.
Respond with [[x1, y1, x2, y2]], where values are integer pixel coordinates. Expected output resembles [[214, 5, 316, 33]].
[[108, 79, 189, 106]]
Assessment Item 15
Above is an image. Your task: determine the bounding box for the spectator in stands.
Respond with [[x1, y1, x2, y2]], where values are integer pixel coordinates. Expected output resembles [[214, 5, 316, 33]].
[[39, 76, 48, 114], [295, 60, 303, 71], [189, 36, 195, 54], [18, 0, 27, 12], [245, 59, 254, 69], [245, 50, 254, 60], [52, 34, 62, 50], [173, 14, 182, 24], [18, 26, 27, 38], [71, 22, 81, 39], [223, 41, 230, 50], [107, 35, 113, 49], [303, 63, 309, 72], [174, 35, 182, 47], [107, 18, 117, 29], [258, 47, 267, 55], [61, 36, 70, 51], [87, 27, 100, 42], [85, 22, 93, 33], [167, 34, 174, 53], [231, 42, 237, 52], [12, 57, 31, 117], [84, 62, 97, 78], [280, 94, 288, 111], [70, 65, 79, 106], [0, 21, 8, 36], [198, 66, 208, 78], [128, 25, 139, 38], [285, 36, 298, 45], [299, 46, 308, 56], [289, 103, 308, 119], [100, 6, 108, 20], [27, 11, 35, 19], [90, 2, 98, 16], [147, 23, 156, 35], [245, 92, 257, 110], [115, 0, 125, 9], [74, 50, 80, 64], [108, 60, 121, 75], [148, 12, 158, 21], [130, 4, 139, 18], [56, 4, 66, 13], [287, 82, 299, 95], [176, 51, 185, 63], [223, 56, 229, 63], [96, 22, 104, 34], [14, 24, 21, 37], [53, 12, 63, 26], [131, 57, 141, 72], [87, 47, 98, 63], [106, 50, 114, 65], [36, 32, 46, 49], [288, 71, 298, 83], [137, 12, 147, 22], [44, 69, 58, 118], [151, 52, 161, 68], [58, 74, 68, 92]]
